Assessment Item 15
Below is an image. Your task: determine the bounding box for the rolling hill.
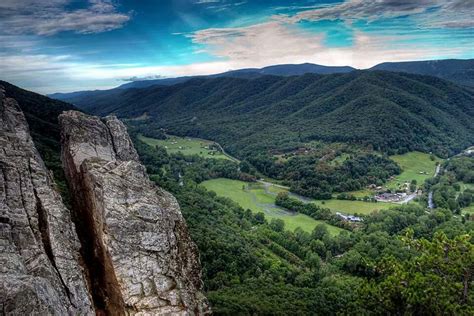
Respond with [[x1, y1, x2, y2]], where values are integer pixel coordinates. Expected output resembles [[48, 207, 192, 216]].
[[55, 71, 474, 158]]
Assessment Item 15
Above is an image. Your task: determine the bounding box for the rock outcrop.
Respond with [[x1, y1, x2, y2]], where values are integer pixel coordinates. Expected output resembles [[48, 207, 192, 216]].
[[0, 86, 94, 314], [60, 111, 209, 315]]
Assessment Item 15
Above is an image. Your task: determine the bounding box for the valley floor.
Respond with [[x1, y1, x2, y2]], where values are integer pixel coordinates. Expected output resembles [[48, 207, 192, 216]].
[[202, 178, 344, 235]]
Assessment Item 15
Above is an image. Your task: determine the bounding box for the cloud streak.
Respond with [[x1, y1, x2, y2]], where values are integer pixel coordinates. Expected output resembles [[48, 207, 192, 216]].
[[279, 0, 473, 29], [0, 0, 131, 36]]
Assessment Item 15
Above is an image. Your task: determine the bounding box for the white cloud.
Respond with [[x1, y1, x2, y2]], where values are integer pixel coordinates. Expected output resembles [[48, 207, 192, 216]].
[[189, 22, 325, 66], [188, 21, 469, 69], [0, 0, 130, 36]]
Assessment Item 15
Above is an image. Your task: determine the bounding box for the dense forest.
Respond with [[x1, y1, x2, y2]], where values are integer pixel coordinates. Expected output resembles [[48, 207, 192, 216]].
[[55, 71, 474, 159], [134, 134, 474, 315], [371, 59, 474, 87], [251, 150, 401, 198]]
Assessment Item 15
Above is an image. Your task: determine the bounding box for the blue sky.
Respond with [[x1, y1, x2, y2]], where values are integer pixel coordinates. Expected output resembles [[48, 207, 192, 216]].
[[0, 0, 473, 93]]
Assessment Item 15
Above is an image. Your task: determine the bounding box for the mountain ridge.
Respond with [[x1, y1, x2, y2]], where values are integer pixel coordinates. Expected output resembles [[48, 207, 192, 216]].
[[53, 70, 474, 158], [48, 58, 474, 100]]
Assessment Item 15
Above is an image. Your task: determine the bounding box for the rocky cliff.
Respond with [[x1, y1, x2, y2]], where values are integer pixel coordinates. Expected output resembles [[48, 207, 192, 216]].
[[1, 81, 208, 315], [0, 86, 94, 314], [59, 111, 209, 315]]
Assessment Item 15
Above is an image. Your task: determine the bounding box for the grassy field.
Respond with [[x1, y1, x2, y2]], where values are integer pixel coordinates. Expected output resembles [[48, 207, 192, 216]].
[[201, 178, 344, 235], [139, 134, 235, 161], [344, 189, 374, 198], [312, 199, 396, 215], [387, 151, 441, 189]]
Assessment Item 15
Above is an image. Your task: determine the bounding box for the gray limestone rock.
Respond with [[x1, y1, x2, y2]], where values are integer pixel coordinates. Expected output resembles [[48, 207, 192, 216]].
[[60, 111, 209, 315], [0, 86, 94, 315]]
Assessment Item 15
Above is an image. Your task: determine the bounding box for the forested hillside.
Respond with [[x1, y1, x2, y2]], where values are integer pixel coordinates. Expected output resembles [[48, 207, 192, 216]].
[[57, 71, 474, 159]]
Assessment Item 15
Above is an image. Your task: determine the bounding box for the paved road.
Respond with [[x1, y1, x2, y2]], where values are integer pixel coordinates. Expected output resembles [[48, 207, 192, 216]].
[[401, 193, 418, 204], [434, 164, 441, 177], [213, 141, 240, 162]]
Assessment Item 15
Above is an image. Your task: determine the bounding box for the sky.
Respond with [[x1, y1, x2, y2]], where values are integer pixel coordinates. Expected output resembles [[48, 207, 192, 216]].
[[0, 0, 473, 94]]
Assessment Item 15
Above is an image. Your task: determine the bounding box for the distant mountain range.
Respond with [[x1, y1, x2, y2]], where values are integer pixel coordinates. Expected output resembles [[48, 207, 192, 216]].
[[49, 58, 474, 101], [370, 59, 474, 87], [49, 63, 355, 99], [51, 71, 474, 158]]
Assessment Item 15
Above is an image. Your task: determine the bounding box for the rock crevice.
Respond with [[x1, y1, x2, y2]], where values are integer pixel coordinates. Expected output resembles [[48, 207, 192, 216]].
[[0, 86, 94, 315], [1, 86, 208, 315], [60, 111, 209, 315]]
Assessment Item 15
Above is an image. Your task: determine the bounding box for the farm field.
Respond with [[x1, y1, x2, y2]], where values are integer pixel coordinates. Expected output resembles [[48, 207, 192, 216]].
[[312, 199, 396, 215], [139, 134, 235, 161], [387, 151, 441, 189], [201, 178, 344, 235]]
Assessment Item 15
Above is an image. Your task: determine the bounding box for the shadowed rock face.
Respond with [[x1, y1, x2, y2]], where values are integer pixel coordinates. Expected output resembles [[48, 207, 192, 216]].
[[0, 86, 94, 314], [60, 111, 209, 315]]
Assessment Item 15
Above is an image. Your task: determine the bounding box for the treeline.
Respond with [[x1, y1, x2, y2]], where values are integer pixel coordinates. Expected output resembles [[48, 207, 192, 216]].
[[275, 192, 355, 230], [248, 153, 400, 199]]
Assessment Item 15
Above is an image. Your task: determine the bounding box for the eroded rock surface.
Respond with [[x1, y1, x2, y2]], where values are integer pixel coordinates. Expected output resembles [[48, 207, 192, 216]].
[[0, 86, 94, 314], [60, 111, 209, 315]]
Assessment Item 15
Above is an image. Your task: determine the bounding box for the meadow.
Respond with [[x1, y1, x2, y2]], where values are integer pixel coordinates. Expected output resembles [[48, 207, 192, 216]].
[[312, 199, 396, 215], [201, 178, 344, 235], [138, 134, 235, 161], [387, 151, 441, 189]]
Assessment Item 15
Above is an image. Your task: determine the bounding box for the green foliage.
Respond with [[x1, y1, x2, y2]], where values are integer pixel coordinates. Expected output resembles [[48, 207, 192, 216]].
[[133, 131, 474, 314], [272, 153, 401, 199], [63, 71, 474, 160], [359, 231, 474, 315], [426, 155, 474, 213]]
